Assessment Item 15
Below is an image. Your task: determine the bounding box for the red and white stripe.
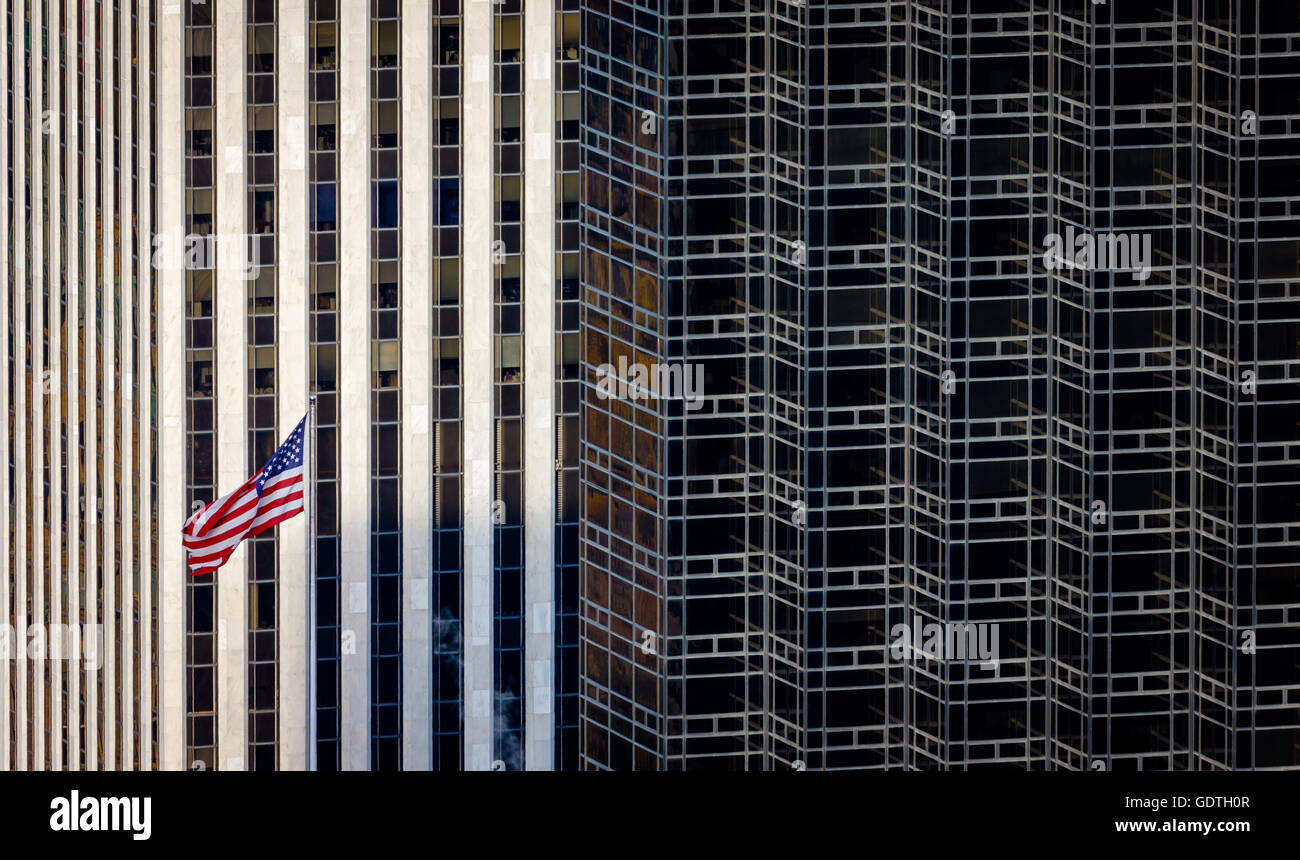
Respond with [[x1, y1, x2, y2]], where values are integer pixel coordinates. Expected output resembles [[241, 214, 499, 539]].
[[182, 464, 305, 575]]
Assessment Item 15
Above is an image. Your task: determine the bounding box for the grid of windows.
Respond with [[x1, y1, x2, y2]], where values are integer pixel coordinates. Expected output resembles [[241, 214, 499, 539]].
[[579, 0, 1299, 772], [579, 0, 670, 771], [430, 0, 463, 772], [492, 0, 525, 769], [894, 0, 1050, 769], [806, 0, 932, 770], [369, 0, 402, 770], [308, 0, 342, 772], [553, 0, 581, 770], [158, 0, 570, 773], [1174, 0, 1298, 769], [245, 0, 278, 770], [182, 0, 217, 771]]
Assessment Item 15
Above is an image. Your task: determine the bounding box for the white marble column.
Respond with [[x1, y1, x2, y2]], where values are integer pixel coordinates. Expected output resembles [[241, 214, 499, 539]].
[[400, 0, 434, 771], [79, 0, 100, 770], [277, 0, 311, 772], [62, 0, 83, 771], [156, 0, 188, 772], [338, 0, 372, 771], [462, 0, 495, 771], [214, 0, 250, 771], [522, 0, 556, 772]]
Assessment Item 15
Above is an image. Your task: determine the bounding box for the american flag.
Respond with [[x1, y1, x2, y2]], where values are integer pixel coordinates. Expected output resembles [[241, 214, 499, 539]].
[[183, 415, 307, 575]]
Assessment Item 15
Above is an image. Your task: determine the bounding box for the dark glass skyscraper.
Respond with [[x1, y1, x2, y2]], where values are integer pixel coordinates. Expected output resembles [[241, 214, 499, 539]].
[[579, 0, 1299, 770]]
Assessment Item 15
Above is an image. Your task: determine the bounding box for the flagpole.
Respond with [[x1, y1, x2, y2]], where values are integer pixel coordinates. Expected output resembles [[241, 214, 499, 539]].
[[307, 394, 318, 771]]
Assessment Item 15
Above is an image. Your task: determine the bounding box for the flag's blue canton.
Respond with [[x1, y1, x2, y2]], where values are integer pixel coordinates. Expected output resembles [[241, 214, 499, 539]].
[[256, 417, 305, 496]]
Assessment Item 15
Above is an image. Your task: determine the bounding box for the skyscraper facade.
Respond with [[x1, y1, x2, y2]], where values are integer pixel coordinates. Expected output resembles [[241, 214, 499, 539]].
[[2, 0, 158, 770], [578, 0, 1299, 770], [153, 0, 577, 771]]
